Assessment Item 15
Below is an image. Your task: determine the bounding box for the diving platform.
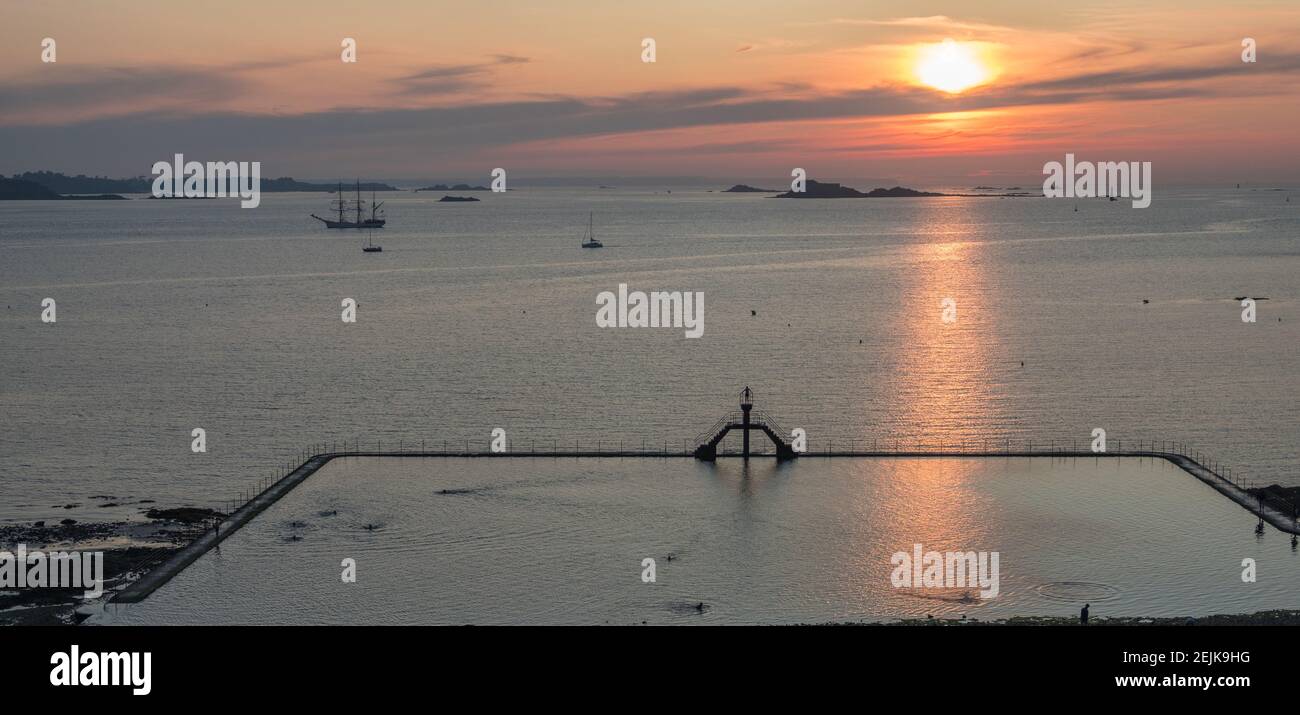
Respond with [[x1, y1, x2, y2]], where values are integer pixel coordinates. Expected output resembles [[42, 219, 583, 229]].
[[692, 387, 797, 461]]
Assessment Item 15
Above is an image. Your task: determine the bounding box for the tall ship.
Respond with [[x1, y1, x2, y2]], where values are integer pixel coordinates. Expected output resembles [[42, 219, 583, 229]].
[[311, 180, 386, 228]]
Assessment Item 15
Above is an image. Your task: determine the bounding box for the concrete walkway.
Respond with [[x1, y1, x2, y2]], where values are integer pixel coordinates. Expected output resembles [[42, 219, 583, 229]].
[[113, 453, 332, 603]]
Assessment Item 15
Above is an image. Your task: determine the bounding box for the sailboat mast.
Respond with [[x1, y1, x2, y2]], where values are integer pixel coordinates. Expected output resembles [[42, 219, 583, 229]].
[[337, 182, 344, 222], [355, 179, 362, 224]]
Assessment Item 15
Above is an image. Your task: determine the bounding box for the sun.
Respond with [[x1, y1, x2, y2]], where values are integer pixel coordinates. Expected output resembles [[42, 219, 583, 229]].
[[915, 39, 990, 94]]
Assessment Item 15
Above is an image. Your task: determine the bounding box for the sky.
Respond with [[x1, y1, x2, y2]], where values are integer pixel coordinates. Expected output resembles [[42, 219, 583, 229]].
[[2, 0, 1298, 185]]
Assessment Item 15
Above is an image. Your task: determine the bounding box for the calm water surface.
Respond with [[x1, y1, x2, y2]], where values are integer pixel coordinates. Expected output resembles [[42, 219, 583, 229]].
[[95, 456, 1300, 625], [1, 189, 1296, 525]]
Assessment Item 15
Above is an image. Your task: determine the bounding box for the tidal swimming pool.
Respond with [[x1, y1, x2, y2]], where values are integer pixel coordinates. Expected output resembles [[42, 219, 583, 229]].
[[96, 456, 1299, 625]]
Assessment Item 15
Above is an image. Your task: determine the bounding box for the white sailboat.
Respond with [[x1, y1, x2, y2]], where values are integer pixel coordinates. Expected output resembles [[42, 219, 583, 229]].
[[581, 212, 602, 248]]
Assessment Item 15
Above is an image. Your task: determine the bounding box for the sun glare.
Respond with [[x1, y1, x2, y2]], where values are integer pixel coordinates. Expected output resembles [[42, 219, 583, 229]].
[[915, 39, 990, 94]]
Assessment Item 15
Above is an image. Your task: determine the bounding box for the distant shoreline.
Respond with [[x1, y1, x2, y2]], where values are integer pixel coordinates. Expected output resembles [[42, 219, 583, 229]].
[[3, 171, 401, 196], [0, 178, 127, 201]]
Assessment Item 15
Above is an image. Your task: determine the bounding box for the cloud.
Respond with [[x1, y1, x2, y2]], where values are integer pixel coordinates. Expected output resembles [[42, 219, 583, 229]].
[[0, 51, 1293, 176], [1046, 41, 1149, 66], [829, 15, 1016, 35], [806, 14, 1019, 44], [0, 54, 331, 124], [391, 55, 531, 96], [0, 66, 248, 119], [1018, 53, 1300, 93]]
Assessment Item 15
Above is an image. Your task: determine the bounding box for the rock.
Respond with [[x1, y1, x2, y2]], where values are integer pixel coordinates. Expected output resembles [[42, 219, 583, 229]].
[[723, 184, 778, 193], [144, 507, 223, 524], [773, 180, 948, 199]]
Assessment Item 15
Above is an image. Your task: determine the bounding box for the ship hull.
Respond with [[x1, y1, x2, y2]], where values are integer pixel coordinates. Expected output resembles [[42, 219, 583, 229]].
[[311, 214, 385, 229]]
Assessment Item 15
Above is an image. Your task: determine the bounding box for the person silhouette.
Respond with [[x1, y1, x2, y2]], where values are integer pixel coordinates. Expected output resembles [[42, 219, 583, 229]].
[[1080, 603, 1090, 625]]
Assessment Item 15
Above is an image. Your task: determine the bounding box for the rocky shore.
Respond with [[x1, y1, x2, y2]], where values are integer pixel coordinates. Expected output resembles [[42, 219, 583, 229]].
[[0, 509, 221, 625]]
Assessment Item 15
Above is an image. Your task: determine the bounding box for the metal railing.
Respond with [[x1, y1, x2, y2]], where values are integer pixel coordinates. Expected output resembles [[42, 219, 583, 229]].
[[691, 409, 792, 448], [228, 436, 1278, 491], [109, 432, 1292, 597]]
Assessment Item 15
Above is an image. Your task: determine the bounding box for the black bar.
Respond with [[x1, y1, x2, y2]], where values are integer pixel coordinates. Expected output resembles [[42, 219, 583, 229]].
[[1, 625, 1284, 701]]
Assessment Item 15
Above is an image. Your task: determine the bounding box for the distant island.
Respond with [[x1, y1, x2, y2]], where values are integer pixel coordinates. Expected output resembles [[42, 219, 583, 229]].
[[439, 195, 480, 202], [416, 183, 489, 192], [270, 178, 399, 192], [724, 184, 779, 193], [9, 172, 148, 194], [772, 180, 946, 198], [6, 171, 399, 194], [0, 177, 126, 200], [758, 179, 1034, 198]]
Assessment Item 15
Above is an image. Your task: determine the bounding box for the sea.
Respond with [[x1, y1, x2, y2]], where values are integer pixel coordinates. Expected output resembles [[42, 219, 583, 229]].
[[2, 187, 1297, 622]]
